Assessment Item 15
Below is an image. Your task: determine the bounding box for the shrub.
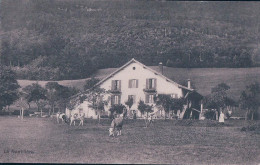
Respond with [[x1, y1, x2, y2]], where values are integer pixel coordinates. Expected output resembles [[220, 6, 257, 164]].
[[12, 110, 30, 116], [204, 109, 216, 120], [241, 123, 260, 133], [109, 104, 126, 116]]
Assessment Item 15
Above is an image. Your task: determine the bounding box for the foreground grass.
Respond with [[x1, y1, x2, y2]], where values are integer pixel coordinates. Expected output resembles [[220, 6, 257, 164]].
[[0, 117, 259, 164]]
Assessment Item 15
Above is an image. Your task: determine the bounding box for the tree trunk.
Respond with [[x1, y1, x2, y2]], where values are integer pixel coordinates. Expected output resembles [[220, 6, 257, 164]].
[[97, 109, 101, 125], [245, 109, 249, 121], [251, 111, 254, 120], [146, 112, 148, 127], [36, 101, 40, 112], [21, 107, 24, 120], [52, 106, 55, 115], [27, 102, 31, 109], [41, 108, 43, 117]]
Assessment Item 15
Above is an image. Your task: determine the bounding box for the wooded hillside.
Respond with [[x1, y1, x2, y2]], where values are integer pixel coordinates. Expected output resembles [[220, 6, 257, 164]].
[[1, 0, 260, 80]]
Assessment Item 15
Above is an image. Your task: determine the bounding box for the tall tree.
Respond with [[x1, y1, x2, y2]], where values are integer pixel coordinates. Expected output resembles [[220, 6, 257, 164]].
[[239, 82, 260, 120], [80, 87, 109, 124], [0, 66, 20, 111], [171, 98, 185, 118], [45, 82, 60, 115], [22, 83, 47, 112], [155, 94, 173, 120], [204, 83, 232, 116]]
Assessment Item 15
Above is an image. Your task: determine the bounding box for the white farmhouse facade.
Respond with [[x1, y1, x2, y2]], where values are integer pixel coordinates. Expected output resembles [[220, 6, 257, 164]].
[[67, 58, 203, 119]]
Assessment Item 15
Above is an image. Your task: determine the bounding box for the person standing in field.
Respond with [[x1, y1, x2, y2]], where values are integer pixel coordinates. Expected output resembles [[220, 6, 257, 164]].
[[219, 111, 225, 123]]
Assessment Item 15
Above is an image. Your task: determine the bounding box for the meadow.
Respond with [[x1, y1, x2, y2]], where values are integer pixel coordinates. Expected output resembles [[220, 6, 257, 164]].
[[0, 116, 259, 164]]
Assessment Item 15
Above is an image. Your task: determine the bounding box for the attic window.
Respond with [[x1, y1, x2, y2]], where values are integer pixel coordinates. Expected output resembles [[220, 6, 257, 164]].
[[133, 67, 136, 70]]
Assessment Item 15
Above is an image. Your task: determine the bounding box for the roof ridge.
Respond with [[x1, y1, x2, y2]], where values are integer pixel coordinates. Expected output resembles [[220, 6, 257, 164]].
[[94, 58, 193, 91], [70, 58, 194, 100]]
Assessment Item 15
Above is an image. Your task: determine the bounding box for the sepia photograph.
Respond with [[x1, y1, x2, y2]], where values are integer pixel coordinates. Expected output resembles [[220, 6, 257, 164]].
[[0, 0, 260, 164]]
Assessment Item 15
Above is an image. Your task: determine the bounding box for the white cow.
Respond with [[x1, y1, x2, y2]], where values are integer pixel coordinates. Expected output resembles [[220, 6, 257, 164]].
[[70, 113, 85, 126]]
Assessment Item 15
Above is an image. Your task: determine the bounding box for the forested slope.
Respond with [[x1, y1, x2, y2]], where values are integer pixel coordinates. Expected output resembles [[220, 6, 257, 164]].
[[1, 1, 260, 80]]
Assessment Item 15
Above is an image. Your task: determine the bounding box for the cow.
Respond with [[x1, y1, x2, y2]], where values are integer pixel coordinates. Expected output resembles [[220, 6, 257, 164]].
[[70, 113, 85, 126], [56, 112, 67, 124], [109, 114, 124, 137]]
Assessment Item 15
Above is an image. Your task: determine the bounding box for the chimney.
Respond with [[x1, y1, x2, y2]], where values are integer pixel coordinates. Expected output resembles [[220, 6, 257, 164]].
[[159, 62, 163, 75], [187, 79, 191, 89]]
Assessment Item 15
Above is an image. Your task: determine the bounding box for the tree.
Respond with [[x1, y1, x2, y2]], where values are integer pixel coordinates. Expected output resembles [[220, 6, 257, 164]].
[[45, 82, 60, 115], [22, 83, 47, 112], [56, 86, 78, 113], [16, 92, 29, 120], [83, 77, 100, 90], [171, 98, 185, 118], [204, 83, 232, 117], [137, 100, 153, 127], [109, 104, 126, 117], [154, 94, 173, 120], [0, 66, 20, 111], [38, 99, 48, 117], [239, 82, 260, 120], [125, 97, 134, 117], [82, 87, 109, 124]]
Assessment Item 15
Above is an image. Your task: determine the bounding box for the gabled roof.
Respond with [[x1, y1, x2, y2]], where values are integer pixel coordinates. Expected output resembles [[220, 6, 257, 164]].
[[94, 58, 194, 91], [70, 58, 198, 100]]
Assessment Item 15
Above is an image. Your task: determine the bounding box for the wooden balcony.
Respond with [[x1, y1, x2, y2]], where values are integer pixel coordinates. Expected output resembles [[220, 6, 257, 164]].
[[110, 89, 121, 93], [143, 88, 157, 93]]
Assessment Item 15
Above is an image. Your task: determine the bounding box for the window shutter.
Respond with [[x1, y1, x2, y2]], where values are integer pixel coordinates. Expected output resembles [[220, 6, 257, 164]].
[[146, 79, 149, 89], [133, 95, 136, 103], [154, 79, 157, 89], [136, 79, 138, 88], [129, 80, 131, 88], [145, 94, 149, 103], [119, 80, 121, 90], [111, 95, 115, 105], [111, 80, 115, 90]]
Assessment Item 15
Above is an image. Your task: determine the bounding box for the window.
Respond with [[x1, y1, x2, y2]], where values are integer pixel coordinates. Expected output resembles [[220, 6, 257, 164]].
[[128, 95, 136, 103], [114, 95, 119, 104], [111, 80, 121, 90], [111, 95, 121, 105], [145, 94, 155, 103], [146, 78, 156, 89], [129, 79, 138, 88]]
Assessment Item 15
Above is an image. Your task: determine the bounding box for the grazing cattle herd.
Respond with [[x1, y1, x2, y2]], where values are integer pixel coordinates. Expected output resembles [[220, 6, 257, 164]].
[[55, 111, 125, 137]]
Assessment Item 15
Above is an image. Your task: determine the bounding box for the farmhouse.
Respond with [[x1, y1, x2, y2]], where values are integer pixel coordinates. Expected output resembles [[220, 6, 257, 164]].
[[67, 58, 203, 119]]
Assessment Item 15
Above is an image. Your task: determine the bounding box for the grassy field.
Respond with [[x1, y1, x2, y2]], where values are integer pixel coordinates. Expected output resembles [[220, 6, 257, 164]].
[[0, 116, 259, 164], [17, 67, 260, 101]]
